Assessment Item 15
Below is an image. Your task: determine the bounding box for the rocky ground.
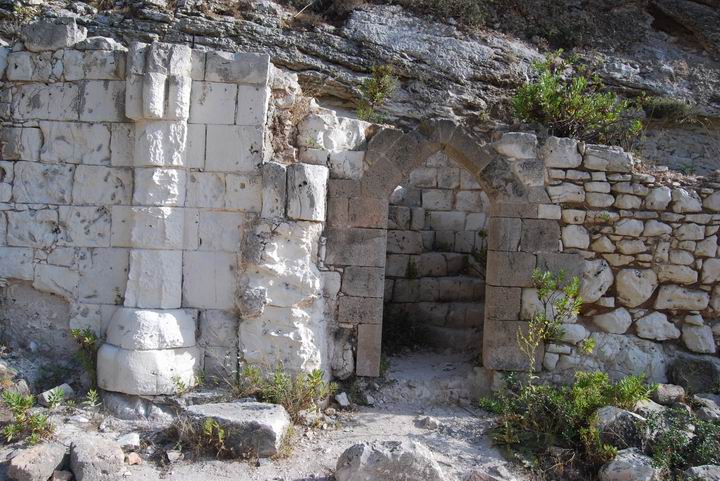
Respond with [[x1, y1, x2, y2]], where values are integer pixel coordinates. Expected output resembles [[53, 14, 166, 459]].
[[0, 349, 526, 481]]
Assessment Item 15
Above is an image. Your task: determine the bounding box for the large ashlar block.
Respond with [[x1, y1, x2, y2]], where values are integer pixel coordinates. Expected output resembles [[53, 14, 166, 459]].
[[21, 18, 87, 52], [356, 324, 382, 377], [197, 211, 246, 252], [261, 162, 287, 219], [185, 172, 225, 208], [134, 121, 187, 167], [205, 51, 270, 85], [486, 251, 536, 287], [182, 251, 237, 309], [125, 249, 183, 309], [655, 285, 709, 311], [326, 228, 387, 267], [341, 266, 385, 298], [133, 168, 186, 206], [7, 209, 58, 248], [199, 310, 238, 348], [287, 163, 329, 222], [0, 247, 33, 280], [124, 74, 144, 121], [166, 75, 192, 121], [146, 43, 192, 77], [40, 121, 111, 165], [97, 343, 199, 395], [106, 307, 197, 350], [186, 124, 205, 169], [6, 51, 53, 81], [80, 80, 126, 122], [0, 127, 42, 161], [483, 320, 539, 371], [226, 174, 262, 212], [129, 207, 186, 250], [236, 84, 270, 126], [12, 82, 80, 121], [485, 286, 521, 321], [110, 123, 135, 167], [32, 263, 79, 299], [13, 161, 75, 204], [72, 165, 132, 205], [64, 50, 126, 81], [78, 247, 129, 304], [338, 296, 383, 325], [205, 125, 263, 173], [59, 206, 112, 248], [189, 81, 237, 124], [143, 72, 166, 119]]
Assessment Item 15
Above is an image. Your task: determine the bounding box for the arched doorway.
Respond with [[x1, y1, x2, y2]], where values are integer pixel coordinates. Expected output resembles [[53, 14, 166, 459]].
[[325, 120, 570, 377]]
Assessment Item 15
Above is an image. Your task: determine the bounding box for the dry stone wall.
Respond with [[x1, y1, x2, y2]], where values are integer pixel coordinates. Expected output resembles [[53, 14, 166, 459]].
[[383, 151, 489, 351]]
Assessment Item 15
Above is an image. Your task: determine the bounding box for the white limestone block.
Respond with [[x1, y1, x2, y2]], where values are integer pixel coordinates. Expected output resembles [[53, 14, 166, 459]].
[[6, 51, 53, 81], [106, 307, 197, 350], [547, 183, 584, 203], [0, 184, 9, 202], [0, 247, 34, 280], [143, 72, 167, 119], [166, 75, 192, 120], [110, 123, 135, 167], [584, 145, 633, 172], [701, 258, 720, 284], [643, 220, 672, 237], [560, 323, 589, 344], [13, 162, 74, 204], [72, 165, 132, 205], [110, 206, 133, 247], [97, 343, 199, 395], [40, 121, 111, 165], [635, 312, 680, 341], [125, 249, 183, 309], [329, 151, 364, 180], [644, 186, 672, 210], [682, 324, 716, 354], [78, 247, 129, 304], [186, 124, 205, 169], [205, 125, 263, 173], [236, 84, 269, 126], [593, 308, 632, 334], [493, 132, 537, 159], [133, 168, 186, 206], [0, 127, 42, 161], [261, 162, 287, 219], [562, 225, 590, 249], [226, 174, 262, 212], [656, 264, 698, 285], [65, 50, 125, 80], [580, 259, 613, 303], [190, 49, 205, 80], [541, 137, 581, 168], [670, 249, 695, 266], [703, 191, 720, 212], [189, 81, 237, 124], [21, 18, 87, 52], [696, 236, 718, 258], [11, 82, 80, 121], [129, 207, 185, 250], [32, 264, 79, 299], [0, 212, 5, 246], [182, 251, 237, 309], [198, 310, 238, 348], [671, 188, 702, 213], [205, 51, 270, 85], [286, 163, 328, 222], [586, 193, 615, 208], [6, 209, 58, 248], [615, 269, 658, 308], [185, 172, 225, 208], [134, 121, 187, 167], [675, 223, 705, 241], [80, 80, 126, 122], [58, 206, 112, 248], [196, 210, 246, 252], [124, 74, 144, 121], [615, 219, 644, 237], [655, 285, 709, 310]]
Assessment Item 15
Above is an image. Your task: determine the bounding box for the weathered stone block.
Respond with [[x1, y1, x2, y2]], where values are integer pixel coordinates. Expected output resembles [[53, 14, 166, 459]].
[[206, 125, 263, 173], [125, 249, 183, 309], [127, 207, 185, 250], [80, 80, 126, 122], [40, 121, 111, 165], [521, 219, 560, 252], [386, 230, 423, 254], [486, 251, 535, 287], [326, 228, 387, 267], [542, 136, 581, 168], [106, 307, 197, 350], [12, 82, 79, 121], [166, 75, 192, 121], [487, 217, 521, 251], [341, 266, 385, 298], [7, 209, 59, 248], [199, 310, 238, 347], [562, 225, 590, 249], [186, 123, 205, 169], [133, 168, 186, 206], [0, 127, 42, 161], [655, 285, 709, 310], [205, 51, 270, 85], [182, 251, 237, 309], [197, 211, 246, 252], [13, 161, 75, 204], [428, 211, 465, 231], [33, 263, 79, 299], [615, 268, 658, 308], [79, 247, 129, 304], [485, 286, 520, 320], [134, 121, 187, 167], [287, 163, 328, 221], [236, 84, 270, 126], [226, 174, 262, 212], [356, 323, 382, 377], [110, 123, 134, 166], [338, 296, 383, 325], [329, 151, 364, 180], [97, 343, 199, 395], [21, 18, 87, 52], [189, 81, 237, 124], [6, 51, 53, 81], [483, 320, 538, 371], [0, 247, 34, 280], [584, 145, 633, 172], [72, 165, 132, 205], [261, 162, 287, 219], [186, 172, 225, 208], [547, 183, 584, 203]]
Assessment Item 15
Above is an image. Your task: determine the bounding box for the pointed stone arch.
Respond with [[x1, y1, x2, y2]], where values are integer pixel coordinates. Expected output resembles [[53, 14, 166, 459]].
[[325, 120, 571, 377]]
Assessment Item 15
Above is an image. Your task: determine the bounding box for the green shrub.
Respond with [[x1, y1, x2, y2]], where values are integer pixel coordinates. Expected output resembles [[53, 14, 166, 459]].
[[646, 407, 720, 477], [232, 365, 337, 422], [643, 97, 693, 122], [70, 328, 100, 388], [512, 51, 642, 147], [517, 269, 582, 373], [2, 392, 54, 445], [357, 65, 398, 123], [484, 371, 655, 473]]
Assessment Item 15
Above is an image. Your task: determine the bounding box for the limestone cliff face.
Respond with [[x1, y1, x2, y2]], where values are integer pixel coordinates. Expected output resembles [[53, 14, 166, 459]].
[[2, 0, 720, 171]]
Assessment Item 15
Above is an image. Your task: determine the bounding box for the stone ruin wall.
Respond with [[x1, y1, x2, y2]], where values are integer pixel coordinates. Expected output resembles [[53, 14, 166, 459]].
[[1, 18, 719, 397], [383, 152, 489, 352]]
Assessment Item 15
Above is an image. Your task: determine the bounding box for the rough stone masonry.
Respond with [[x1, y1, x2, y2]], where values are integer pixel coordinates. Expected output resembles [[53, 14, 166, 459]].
[[0, 17, 719, 397]]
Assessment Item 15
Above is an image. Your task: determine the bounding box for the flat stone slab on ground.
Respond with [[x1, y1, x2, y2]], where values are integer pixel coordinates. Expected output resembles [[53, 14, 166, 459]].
[[185, 401, 291, 458]]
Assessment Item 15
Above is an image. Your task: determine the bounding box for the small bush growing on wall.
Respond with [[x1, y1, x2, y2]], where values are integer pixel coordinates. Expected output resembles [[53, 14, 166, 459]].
[[357, 65, 398, 123], [71, 328, 101, 388], [512, 51, 642, 147]]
